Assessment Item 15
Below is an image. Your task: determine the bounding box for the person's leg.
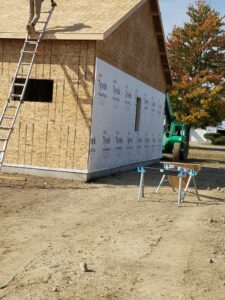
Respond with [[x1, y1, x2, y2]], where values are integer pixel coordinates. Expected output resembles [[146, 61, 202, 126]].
[[27, 0, 34, 26], [31, 0, 42, 26]]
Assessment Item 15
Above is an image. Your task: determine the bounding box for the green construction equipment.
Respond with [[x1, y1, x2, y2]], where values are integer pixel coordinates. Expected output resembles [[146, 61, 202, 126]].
[[162, 93, 190, 161]]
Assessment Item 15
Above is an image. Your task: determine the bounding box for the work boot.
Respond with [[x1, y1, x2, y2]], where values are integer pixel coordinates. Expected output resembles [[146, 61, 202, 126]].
[[27, 24, 37, 35]]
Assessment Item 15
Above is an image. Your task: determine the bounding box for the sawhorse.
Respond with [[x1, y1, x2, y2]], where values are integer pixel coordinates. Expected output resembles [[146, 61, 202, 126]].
[[137, 163, 201, 206]]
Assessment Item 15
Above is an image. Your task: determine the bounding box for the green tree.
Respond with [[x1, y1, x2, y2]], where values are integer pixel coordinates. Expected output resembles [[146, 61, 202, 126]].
[[167, 0, 225, 127]]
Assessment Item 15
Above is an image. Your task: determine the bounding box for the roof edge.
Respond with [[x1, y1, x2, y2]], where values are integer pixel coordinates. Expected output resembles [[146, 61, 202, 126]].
[[150, 0, 173, 88], [0, 32, 105, 41]]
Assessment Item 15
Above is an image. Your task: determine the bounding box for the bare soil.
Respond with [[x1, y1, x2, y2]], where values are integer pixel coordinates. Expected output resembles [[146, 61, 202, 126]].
[[1, 144, 225, 300]]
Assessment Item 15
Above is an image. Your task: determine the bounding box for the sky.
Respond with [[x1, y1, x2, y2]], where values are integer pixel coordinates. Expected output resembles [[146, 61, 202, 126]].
[[158, 0, 225, 37]]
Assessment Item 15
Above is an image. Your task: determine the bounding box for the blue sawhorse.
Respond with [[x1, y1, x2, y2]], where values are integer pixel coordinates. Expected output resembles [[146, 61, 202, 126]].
[[137, 163, 201, 206]]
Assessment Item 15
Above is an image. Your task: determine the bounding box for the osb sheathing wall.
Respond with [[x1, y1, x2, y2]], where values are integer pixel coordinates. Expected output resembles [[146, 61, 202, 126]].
[[96, 1, 167, 92], [0, 39, 95, 170]]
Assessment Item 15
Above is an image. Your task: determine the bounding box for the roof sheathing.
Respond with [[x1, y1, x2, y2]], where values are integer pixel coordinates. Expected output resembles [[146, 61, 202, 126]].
[[0, 0, 146, 40], [0, 0, 172, 87]]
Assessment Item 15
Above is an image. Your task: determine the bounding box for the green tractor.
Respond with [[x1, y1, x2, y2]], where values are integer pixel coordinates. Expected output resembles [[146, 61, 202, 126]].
[[162, 93, 190, 161]]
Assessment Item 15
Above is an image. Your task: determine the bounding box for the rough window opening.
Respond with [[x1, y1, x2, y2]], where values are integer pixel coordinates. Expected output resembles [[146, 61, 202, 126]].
[[135, 97, 141, 132], [13, 78, 54, 102]]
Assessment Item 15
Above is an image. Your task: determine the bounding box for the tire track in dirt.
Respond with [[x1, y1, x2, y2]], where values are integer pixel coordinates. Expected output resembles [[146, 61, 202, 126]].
[[132, 205, 205, 300]]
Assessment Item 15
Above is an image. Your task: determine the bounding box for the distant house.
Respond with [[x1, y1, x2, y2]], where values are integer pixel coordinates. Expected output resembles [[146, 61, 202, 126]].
[[0, 0, 172, 181]]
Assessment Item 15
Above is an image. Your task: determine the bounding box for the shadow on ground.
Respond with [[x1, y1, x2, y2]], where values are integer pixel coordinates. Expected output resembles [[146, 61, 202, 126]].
[[96, 165, 225, 189], [95, 149, 225, 191]]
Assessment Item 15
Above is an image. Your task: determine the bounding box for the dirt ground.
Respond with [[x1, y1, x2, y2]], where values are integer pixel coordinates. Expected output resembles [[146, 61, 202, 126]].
[[1, 144, 225, 300]]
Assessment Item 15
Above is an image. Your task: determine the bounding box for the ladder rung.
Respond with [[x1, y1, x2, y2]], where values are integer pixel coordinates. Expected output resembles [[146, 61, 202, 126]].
[[11, 94, 22, 98], [14, 83, 25, 87], [7, 105, 18, 109], [41, 11, 50, 13], [26, 40, 38, 44], [0, 126, 12, 130], [21, 62, 31, 65], [3, 116, 14, 120], [16, 74, 27, 77], [37, 21, 47, 23], [0, 138, 8, 141], [0, 150, 5, 153], [21, 50, 35, 55]]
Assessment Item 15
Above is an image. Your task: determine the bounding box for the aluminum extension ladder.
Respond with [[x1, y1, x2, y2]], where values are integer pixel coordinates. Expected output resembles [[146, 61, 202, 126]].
[[0, 5, 56, 170]]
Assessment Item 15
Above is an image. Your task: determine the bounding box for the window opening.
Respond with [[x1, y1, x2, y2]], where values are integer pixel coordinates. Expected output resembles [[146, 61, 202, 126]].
[[135, 97, 141, 132], [13, 78, 53, 102]]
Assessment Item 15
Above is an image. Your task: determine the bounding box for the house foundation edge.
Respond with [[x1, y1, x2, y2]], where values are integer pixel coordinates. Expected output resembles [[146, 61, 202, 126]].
[[1, 159, 159, 182]]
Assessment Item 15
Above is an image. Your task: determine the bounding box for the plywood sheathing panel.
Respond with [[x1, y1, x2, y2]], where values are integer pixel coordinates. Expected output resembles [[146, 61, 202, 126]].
[[0, 0, 147, 40], [0, 39, 95, 170], [96, 1, 167, 92]]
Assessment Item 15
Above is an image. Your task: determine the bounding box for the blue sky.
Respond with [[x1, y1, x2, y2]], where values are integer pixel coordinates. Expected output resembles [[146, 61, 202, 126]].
[[158, 0, 225, 36]]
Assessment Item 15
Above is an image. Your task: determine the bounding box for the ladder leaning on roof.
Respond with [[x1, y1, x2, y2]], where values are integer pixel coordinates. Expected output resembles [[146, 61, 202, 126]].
[[0, 6, 56, 171]]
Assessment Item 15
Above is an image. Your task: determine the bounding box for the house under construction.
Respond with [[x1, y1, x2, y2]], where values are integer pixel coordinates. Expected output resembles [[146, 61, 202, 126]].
[[0, 0, 172, 181]]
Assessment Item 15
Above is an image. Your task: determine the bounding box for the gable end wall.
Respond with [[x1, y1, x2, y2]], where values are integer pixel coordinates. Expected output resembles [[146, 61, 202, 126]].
[[96, 1, 167, 92]]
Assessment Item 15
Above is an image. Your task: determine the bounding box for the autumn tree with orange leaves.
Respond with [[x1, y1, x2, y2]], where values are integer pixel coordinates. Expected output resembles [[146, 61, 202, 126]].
[[167, 0, 225, 127]]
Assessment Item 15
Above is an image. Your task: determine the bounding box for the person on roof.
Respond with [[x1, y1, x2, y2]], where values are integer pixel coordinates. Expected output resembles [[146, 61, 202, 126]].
[[27, 0, 57, 34]]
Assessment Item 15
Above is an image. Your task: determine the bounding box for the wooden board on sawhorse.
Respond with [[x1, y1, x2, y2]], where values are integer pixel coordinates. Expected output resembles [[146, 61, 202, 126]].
[[137, 162, 201, 206]]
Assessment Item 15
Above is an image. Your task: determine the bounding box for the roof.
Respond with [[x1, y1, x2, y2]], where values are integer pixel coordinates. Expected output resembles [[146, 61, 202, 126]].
[[0, 0, 172, 86], [0, 0, 148, 40]]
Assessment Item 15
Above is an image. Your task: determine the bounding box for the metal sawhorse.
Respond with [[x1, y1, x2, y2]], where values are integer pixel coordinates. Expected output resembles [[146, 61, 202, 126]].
[[137, 162, 201, 206]]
